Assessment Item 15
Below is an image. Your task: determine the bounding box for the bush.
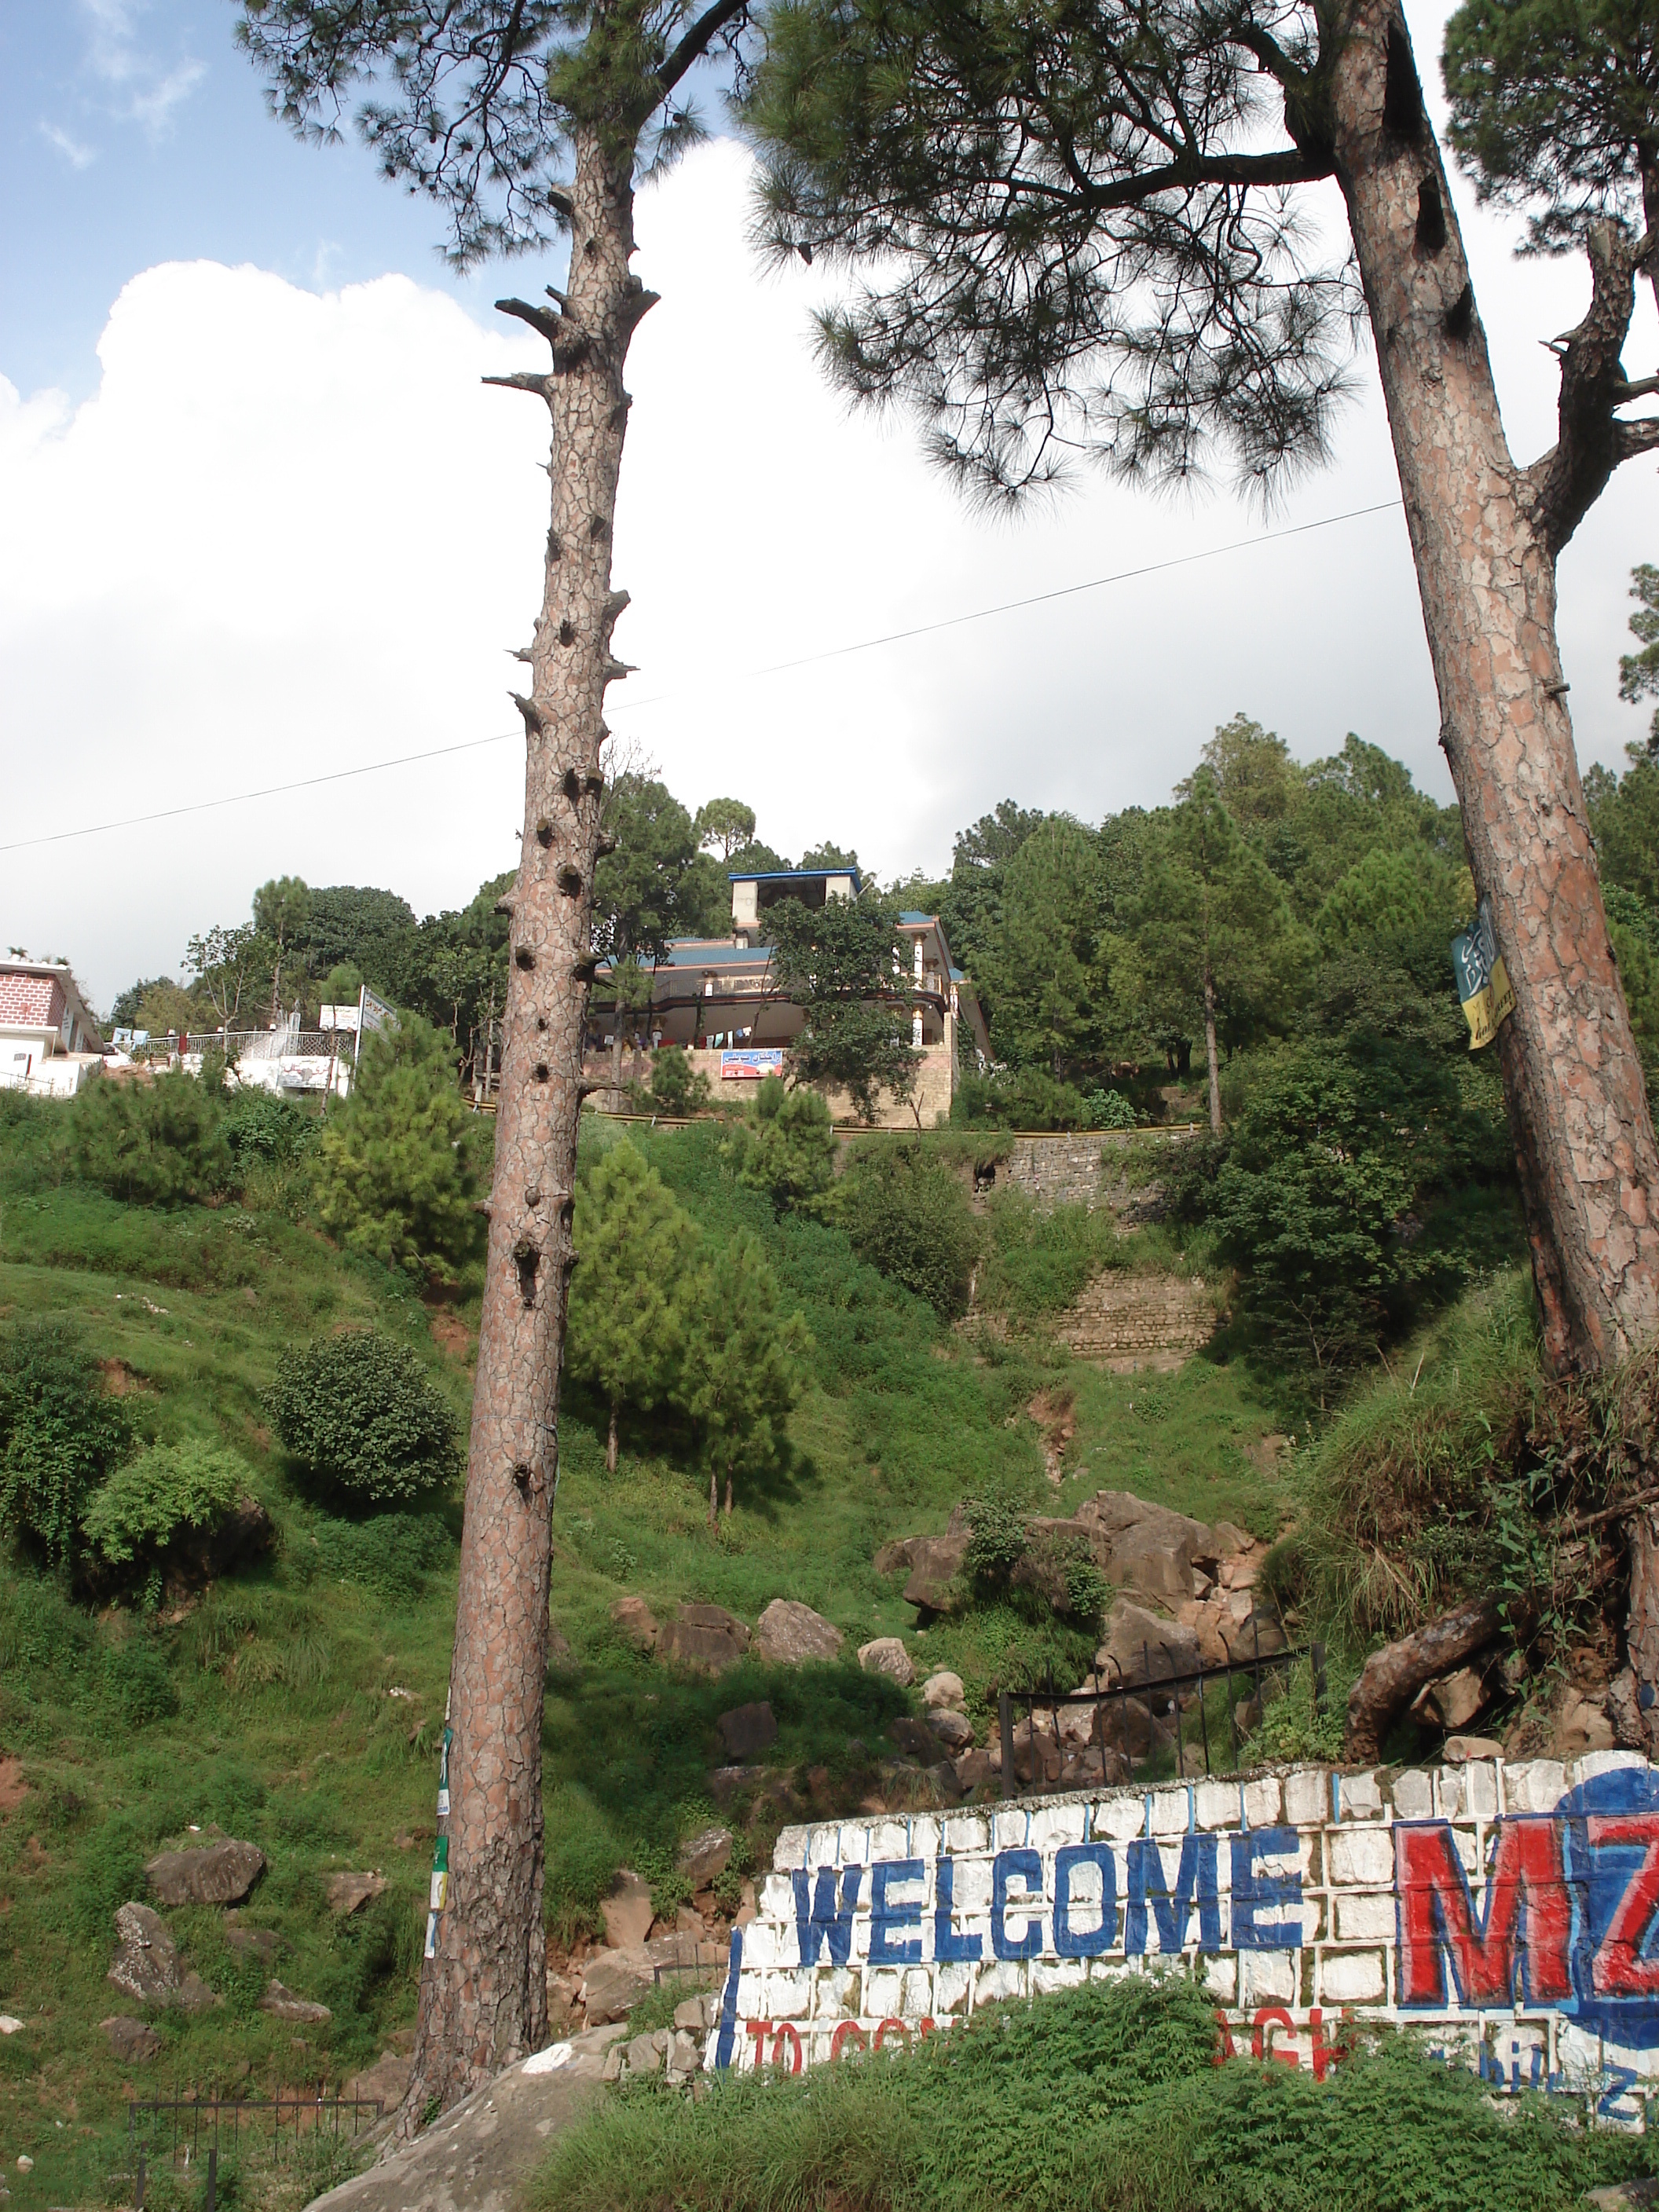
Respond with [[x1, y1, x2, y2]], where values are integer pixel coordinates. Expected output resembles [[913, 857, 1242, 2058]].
[[642, 1046, 712, 1118], [79, 1439, 250, 1571], [1083, 1087, 1137, 1130], [532, 1972, 1641, 2212], [222, 1087, 315, 1167], [70, 1071, 236, 1206], [269, 1331, 463, 1506], [952, 1066, 1090, 1131], [310, 1013, 483, 1277], [838, 1144, 979, 1318], [0, 1320, 130, 1570], [729, 1076, 837, 1218]]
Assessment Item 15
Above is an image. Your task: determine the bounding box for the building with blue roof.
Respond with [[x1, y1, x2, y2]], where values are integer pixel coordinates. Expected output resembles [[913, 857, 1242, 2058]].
[[588, 866, 988, 1126]]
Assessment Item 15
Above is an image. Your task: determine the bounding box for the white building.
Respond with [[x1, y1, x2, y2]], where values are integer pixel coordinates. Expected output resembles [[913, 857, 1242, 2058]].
[[0, 958, 105, 1097]]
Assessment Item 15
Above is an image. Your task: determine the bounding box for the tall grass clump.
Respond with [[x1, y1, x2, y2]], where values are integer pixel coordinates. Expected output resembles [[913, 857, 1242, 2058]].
[[532, 1974, 1644, 2212], [1289, 1270, 1543, 1646], [974, 1188, 1128, 1321]]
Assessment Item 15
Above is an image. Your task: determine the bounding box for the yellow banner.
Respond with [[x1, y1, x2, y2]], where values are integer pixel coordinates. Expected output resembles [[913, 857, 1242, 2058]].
[[1450, 900, 1515, 1051]]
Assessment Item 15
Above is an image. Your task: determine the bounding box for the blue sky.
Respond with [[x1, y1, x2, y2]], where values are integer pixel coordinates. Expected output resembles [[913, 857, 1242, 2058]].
[[0, 0, 504, 397]]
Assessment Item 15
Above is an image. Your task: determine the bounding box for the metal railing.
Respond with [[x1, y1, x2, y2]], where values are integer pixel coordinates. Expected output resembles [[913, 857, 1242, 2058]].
[[997, 1623, 1324, 1798], [126, 2095, 385, 2202]]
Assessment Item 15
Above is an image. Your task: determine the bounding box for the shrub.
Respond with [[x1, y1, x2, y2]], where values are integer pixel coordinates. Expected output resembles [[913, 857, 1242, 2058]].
[[951, 1067, 1090, 1131], [838, 1144, 978, 1318], [0, 1320, 130, 1570], [70, 1071, 237, 1206], [80, 1439, 250, 1572], [643, 1046, 711, 1118], [1083, 1087, 1137, 1130], [309, 1013, 483, 1277], [222, 1087, 314, 1167], [269, 1331, 463, 1506], [729, 1076, 837, 1218]]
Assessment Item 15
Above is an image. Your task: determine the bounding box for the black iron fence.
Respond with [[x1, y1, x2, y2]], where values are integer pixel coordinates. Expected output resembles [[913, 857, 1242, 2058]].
[[998, 1624, 1325, 1798], [124, 2097, 385, 2207]]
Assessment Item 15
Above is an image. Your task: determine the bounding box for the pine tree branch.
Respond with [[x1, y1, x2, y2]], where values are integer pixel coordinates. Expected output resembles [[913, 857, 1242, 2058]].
[[657, 0, 750, 99], [1528, 218, 1655, 555]]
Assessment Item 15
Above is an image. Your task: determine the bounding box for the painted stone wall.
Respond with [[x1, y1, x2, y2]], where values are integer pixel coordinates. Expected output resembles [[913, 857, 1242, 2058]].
[[702, 1753, 1659, 2124]]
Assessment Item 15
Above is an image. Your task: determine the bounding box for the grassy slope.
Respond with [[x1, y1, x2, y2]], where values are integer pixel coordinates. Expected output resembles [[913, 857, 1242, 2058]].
[[0, 1110, 1288, 2210]]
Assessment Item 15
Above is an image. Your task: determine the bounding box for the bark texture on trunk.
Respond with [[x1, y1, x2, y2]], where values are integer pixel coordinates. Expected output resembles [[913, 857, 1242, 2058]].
[[1628, 1507, 1659, 1753], [1202, 970, 1221, 1137], [400, 126, 649, 2126], [1330, 5, 1659, 1377], [606, 1398, 619, 1476]]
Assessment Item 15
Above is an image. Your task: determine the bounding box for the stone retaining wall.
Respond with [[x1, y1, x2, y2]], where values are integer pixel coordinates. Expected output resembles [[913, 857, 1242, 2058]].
[[1055, 1273, 1216, 1371], [701, 1752, 1659, 2124]]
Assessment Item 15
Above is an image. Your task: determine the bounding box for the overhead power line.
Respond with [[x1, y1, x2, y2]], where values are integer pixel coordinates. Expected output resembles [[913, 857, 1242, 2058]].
[[0, 496, 1404, 855]]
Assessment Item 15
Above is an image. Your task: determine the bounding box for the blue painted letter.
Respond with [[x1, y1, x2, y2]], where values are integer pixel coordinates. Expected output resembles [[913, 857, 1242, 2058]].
[[992, 1848, 1044, 1960], [1126, 1834, 1220, 1955], [792, 1864, 862, 1967], [1230, 1829, 1303, 1950], [934, 1855, 983, 1963], [1053, 1843, 1117, 1957], [870, 1859, 925, 1965]]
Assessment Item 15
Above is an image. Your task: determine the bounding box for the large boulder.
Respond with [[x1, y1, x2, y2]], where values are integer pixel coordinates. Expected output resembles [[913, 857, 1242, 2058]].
[[581, 1935, 727, 2025], [921, 1671, 965, 1712], [610, 1595, 659, 1651], [327, 1872, 387, 1917], [902, 1533, 970, 1613], [1095, 1598, 1201, 1686], [924, 1709, 974, 1752], [1073, 1490, 1221, 1607], [888, 1716, 941, 1763], [716, 1701, 778, 1760], [873, 1536, 924, 1577], [657, 1604, 749, 1674], [857, 1637, 916, 1687], [676, 1827, 733, 1888], [753, 1600, 843, 1666], [601, 1870, 655, 1951], [145, 1839, 266, 1909], [108, 1904, 181, 2007]]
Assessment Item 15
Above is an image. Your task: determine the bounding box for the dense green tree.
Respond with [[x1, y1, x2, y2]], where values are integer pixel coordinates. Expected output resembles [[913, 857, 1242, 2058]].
[[1139, 782, 1306, 1134], [838, 1142, 979, 1317], [767, 892, 922, 1122], [269, 1331, 462, 1505], [798, 840, 861, 871], [1315, 845, 1468, 995], [567, 1139, 698, 1470], [253, 875, 312, 1021], [133, 980, 206, 1039], [641, 1044, 712, 1117], [0, 1321, 130, 1576], [290, 884, 419, 1000], [936, 800, 1045, 987], [728, 1073, 837, 1216], [311, 1015, 483, 1278], [1587, 749, 1659, 906], [1177, 716, 1302, 831], [678, 1230, 811, 1523], [71, 1071, 237, 1207], [593, 776, 702, 966], [1620, 564, 1659, 753], [694, 797, 758, 859], [973, 815, 1109, 1078], [403, 871, 512, 1081], [1443, 0, 1659, 259], [746, 0, 1659, 1380]]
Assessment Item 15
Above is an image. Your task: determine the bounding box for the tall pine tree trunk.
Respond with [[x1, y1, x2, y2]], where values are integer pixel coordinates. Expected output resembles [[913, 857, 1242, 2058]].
[[1331, 3, 1659, 1379], [1202, 969, 1221, 1137], [606, 1397, 620, 1475], [399, 125, 652, 2127]]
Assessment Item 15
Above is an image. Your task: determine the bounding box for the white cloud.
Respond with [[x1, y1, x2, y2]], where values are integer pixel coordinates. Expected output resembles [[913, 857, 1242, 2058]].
[[77, 0, 204, 138], [40, 122, 97, 170], [2, 2, 1656, 1012]]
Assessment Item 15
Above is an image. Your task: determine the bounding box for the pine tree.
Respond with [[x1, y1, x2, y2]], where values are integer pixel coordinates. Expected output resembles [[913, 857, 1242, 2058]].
[[567, 1141, 698, 1472], [678, 1231, 811, 1522], [745, 0, 1659, 1375]]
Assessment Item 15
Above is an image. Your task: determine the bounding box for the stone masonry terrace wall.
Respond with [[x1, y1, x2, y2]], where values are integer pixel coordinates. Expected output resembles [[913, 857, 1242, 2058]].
[[701, 1752, 1659, 2126]]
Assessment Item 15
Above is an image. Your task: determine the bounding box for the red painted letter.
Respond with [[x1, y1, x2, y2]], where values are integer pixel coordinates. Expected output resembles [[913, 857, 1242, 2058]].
[[1395, 1819, 1571, 2007], [1588, 1814, 1659, 1994]]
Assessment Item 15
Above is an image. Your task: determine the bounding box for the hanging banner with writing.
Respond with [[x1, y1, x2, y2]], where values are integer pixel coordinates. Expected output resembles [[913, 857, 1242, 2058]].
[[1450, 899, 1515, 1050]]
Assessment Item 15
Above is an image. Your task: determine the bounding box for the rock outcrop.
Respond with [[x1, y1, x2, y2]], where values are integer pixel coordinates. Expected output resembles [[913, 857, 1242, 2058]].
[[857, 1637, 915, 1686], [657, 1604, 749, 1673], [145, 1839, 266, 1909], [752, 1599, 843, 1665], [108, 1905, 181, 2007]]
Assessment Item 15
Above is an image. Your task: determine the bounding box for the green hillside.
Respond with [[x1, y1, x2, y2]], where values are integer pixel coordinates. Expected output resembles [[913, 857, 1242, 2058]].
[[0, 1094, 1289, 2211]]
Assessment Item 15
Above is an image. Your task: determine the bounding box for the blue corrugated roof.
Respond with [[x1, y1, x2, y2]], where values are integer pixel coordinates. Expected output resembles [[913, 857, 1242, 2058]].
[[727, 867, 863, 891], [898, 911, 939, 926], [655, 939, 772, 968]]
